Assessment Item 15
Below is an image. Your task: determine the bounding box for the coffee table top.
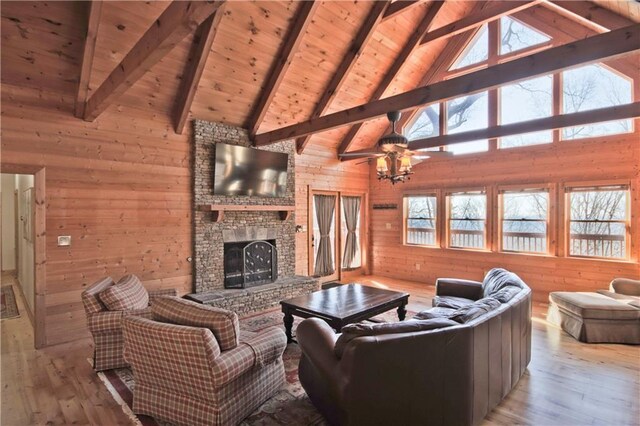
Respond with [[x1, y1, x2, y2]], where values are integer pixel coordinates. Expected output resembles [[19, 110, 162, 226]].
[[280, 283, 409, 321]]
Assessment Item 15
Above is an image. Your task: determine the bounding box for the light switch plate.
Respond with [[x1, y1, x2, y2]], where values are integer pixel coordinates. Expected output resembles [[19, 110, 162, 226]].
[[57, 236, 71, 247]]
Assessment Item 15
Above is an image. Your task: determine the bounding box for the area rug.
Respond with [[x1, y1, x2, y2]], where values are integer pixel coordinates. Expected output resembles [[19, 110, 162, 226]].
[[96, 308, 413, 426], [1, 285, 20, 319]]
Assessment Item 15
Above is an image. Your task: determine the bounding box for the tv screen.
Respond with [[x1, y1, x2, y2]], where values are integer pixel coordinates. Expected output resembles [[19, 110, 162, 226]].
[[213, 143, 288, 197]]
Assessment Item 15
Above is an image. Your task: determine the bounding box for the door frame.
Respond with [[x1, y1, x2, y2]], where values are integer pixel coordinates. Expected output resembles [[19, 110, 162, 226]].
[[308, 188, 368, 282], [1, 163, 46, 348]]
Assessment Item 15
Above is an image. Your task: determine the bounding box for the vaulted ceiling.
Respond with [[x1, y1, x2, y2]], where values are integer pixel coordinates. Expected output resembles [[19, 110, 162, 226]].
[[1, 1, 638, 156]]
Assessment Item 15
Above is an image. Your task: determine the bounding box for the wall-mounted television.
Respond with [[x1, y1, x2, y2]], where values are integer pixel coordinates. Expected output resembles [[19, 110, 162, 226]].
[[213, 143, 289, 197]]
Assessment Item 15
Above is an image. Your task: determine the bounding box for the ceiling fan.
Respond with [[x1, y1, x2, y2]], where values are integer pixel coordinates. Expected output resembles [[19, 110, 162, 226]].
[[338, 111, 451, 184]]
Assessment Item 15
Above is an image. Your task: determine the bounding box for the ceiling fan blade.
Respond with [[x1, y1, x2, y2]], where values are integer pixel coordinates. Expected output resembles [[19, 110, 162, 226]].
[[338, 152, 381, 157], [410, 157, 424, 166], [404, 149, 452, 158]]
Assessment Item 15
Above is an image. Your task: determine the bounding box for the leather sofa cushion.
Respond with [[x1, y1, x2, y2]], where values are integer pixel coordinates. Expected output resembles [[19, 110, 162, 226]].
[[334, 318, 458, 358], [550, 292, 640, 320], [448, 297, 501, 324], [99, 274, 149, 311], [414, 307, 456, 320], [482, 268, 525, 298], [491, 286, 522, 303], [433, 295, 475, 309], [152, 297, 240, 350]]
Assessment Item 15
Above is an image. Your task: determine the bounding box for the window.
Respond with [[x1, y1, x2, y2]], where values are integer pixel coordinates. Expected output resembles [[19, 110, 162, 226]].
[[451, 25, 488, 70], [406, 104, 440, 140], [499, 75, 553, 148], [562, 64, 633, 140], [405, 195, 437, 246], [446, 92, 489, 154], [501, 189, 549, 253], [567, 185, 629, 259], [499, 16, 550, 55], [448, 191, 486, 249]]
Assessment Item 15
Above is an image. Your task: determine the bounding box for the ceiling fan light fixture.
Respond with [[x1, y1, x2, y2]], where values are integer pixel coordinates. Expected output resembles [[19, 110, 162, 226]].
[[398, 156, 412, 173], [376, 156, 388, 173]]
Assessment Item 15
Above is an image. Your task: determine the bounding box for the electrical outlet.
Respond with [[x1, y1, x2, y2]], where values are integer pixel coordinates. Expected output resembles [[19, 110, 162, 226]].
[[415, 263, 421, 270], [57, 236, 71, 247], [386, 223, 392, 229]]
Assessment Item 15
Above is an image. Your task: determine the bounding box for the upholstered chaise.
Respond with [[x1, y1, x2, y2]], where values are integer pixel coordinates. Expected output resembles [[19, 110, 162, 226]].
[[548, 278, 640, 344], [123, 297, 287, 426], [81, 275, 177, 371]]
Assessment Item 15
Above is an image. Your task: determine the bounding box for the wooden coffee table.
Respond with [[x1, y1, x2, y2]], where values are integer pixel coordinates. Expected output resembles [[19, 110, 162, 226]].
[[280, 283, 409, 342]]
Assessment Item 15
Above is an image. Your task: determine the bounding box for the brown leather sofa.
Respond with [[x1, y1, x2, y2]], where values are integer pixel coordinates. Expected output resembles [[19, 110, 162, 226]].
[[296, 269, 532, 426]]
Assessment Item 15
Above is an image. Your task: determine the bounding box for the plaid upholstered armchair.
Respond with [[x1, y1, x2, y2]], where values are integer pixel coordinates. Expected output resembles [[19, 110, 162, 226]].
[[81, 275, 177, 371], [122, 297, 287, 426]]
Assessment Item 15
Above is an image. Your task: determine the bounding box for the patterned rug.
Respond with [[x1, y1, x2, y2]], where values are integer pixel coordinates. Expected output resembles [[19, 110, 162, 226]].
[[1, 285, 20, 319], [96, 308, 413, 426]]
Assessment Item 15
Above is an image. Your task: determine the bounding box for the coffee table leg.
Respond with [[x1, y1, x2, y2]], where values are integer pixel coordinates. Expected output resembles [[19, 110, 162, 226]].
[[283, 309, 294, 343], [397, 301, 407, 321]]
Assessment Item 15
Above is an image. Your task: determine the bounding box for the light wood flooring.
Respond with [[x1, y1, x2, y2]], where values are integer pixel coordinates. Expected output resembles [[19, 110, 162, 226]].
[[1, 273, 639, 425]]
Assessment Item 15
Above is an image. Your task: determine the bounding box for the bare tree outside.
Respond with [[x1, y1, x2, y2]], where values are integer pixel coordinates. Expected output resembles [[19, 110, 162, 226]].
[[406, 196, 437, 245], [449, 193, 486, 248]]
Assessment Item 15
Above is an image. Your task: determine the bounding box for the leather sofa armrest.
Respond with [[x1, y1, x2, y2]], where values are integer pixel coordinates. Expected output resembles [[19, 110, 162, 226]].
[[297, 318, 340, 379], [436, 278, 483, 300], [610, 278, 640, 297]]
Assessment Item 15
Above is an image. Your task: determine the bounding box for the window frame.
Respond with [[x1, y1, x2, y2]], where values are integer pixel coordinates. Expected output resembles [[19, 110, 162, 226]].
[[446, 189, 489, 251], [563, 182, 632, 261], [498, 185, 552, 255], [403, 191, 440, 248]]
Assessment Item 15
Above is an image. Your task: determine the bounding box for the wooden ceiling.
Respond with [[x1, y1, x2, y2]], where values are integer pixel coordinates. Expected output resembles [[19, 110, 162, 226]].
[[1, 1, 638, 155]]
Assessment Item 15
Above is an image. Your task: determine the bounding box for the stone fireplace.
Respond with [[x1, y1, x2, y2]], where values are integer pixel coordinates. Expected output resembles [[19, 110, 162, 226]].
[[188, 120, 318, 313]]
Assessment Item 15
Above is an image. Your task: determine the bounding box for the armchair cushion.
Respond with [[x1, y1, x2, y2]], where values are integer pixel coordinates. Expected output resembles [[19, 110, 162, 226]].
[[87, 307, 153, 334], [99, 274, 149, 311], [152, 297, 240, 351], [334, 318, 458, 358], [82, 277, 115, 315], [482, 268, 526, 298]]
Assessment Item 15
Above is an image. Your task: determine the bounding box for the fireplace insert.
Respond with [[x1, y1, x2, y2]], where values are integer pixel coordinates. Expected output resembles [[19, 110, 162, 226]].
[[223, 240, 278, 289]]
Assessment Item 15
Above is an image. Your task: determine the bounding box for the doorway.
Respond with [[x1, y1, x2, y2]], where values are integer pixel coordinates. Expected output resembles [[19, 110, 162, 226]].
[[0, 166, 46, 348], [309, 189, 367, 283]]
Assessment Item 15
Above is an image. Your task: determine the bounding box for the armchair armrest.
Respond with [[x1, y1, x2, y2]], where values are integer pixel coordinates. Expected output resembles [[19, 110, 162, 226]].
[[297, 318, 340, 379], [435, 278, 483, 300], [209, 327, 286, 387], [148, 288, 178, 302], [610, 278, 640, 297], [87, 308, 152, 334]]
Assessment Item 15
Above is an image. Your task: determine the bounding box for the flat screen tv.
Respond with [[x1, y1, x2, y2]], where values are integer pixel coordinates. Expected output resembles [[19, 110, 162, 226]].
[[213, 143, 289, 197]]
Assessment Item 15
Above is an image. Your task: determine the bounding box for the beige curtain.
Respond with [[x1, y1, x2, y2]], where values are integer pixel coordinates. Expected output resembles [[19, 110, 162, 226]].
[[342, 196, 361, 269], [314, 194, 336, 276]]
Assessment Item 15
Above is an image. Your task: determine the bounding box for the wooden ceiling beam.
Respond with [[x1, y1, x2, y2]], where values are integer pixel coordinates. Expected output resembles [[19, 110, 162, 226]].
[[83, 1, 224, 122], [418, 0, 542, 46], [544, 1, 634, 32], [75, 0, 102, 118], [336, 1, 446, 155], [295, 1, 391, 154], [173, 8, 224, 135], [404, 101, 640, 151], [253, 24, 640, 146], [246, 1, 320, 137], [381, 1, 425, 22]]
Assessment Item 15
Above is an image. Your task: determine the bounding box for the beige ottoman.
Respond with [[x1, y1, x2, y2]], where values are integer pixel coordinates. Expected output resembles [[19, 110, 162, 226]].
[[548, 292, 640, 344]]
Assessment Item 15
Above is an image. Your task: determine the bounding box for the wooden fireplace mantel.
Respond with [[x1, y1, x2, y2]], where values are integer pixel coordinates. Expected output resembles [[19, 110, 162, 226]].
[[198, 204, 295, 222]]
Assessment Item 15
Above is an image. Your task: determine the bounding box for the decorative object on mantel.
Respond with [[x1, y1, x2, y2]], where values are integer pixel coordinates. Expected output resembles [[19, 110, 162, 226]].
[[372, 203, 398, 210], [339, 111, 452, 185], [198, 204, 295, 222]]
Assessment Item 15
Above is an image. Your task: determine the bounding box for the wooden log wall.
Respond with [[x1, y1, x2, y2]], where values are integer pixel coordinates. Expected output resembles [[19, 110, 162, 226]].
[[369, 134, 640, 301]]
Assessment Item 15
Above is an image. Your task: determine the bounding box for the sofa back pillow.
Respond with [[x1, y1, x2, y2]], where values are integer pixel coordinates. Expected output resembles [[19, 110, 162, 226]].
[[99, 274, 149, 311], [152, 297, 240, 351], [483, 268, 526, 298], [334, 318, 458, 358], [490, 286, 522, 304], [448, 297, 501, 324]]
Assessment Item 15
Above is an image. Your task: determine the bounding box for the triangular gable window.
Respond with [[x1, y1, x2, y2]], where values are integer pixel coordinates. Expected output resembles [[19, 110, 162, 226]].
[[450, 25, 488, 70], [499, 16, 550, 55]]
